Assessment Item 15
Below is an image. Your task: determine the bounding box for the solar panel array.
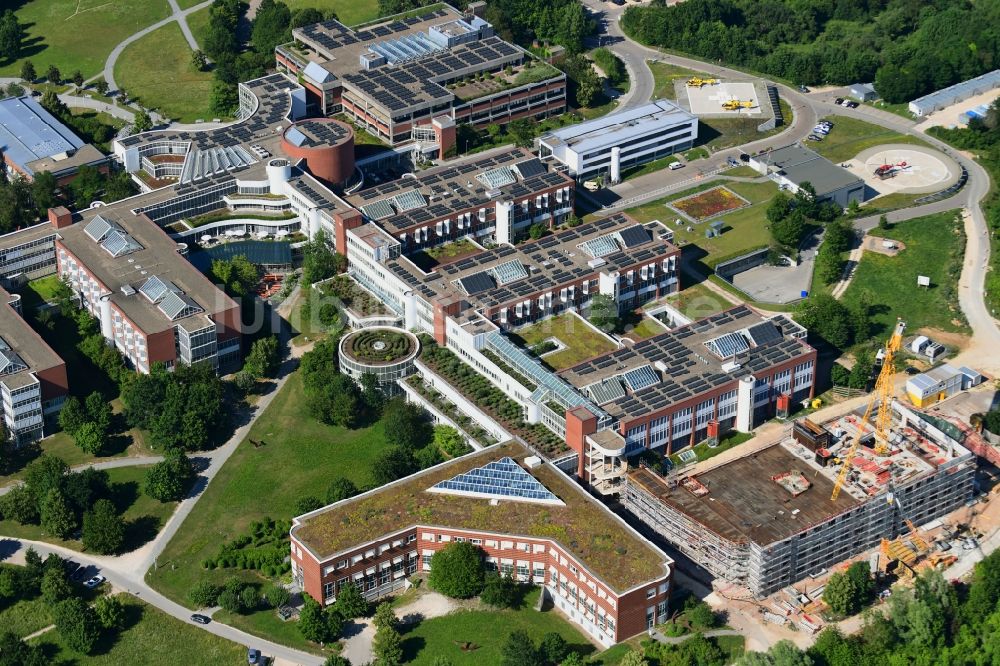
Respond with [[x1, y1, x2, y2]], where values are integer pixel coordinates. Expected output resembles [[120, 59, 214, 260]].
[[706, 332, 750, 359], [297, 10, 450, 55], [622, 364, 660, 392], [361, 199, 396, 220], [563, 305, 810, 419], [459, 272, 494, 295], [294, 119, 351, 147], [513, 158, 546, 179], [747, 321, 782, 347], [429, 457, 562, 504], [616, 225, 652, 249]]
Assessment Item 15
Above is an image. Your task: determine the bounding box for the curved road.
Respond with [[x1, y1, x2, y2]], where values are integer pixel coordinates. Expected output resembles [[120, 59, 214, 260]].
[[585, 1, 998, 364]]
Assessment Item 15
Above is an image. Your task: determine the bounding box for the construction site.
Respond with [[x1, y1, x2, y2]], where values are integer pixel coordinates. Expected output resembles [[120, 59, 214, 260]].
[[622, 322, 978, 598]]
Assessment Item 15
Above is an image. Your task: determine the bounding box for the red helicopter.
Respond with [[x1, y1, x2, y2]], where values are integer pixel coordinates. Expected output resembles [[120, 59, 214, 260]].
[[873, 160, 909, 179]]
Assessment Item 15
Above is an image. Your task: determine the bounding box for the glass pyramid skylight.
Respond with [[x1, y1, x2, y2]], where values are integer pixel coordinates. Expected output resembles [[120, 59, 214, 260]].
[[428, 457, 564, 505]]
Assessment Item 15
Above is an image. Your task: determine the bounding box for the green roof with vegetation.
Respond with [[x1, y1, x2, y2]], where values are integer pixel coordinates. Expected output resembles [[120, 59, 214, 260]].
[[292, 441, 668, 593]]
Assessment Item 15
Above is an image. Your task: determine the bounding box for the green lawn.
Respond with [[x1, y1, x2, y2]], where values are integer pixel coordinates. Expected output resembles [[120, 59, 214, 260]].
[[511, 312, 617, 370], [0, 465, 175, 552], [285, 0, 380, 26], [627, 180, 780, 267], [622, 153, 679, 181], [623, 315, 667, 341], [146, 371, 391, 607], [648, 61, 699, 100], [841, 210, 969, 340], [721, 165, 759, 177], [652, 282, 735, 322], [186, 5, 211, 46], [811, 115, 931, 163], [0, 0, 170, 78], [865, 100, 914, 120], [401, 588, 595, 665], [31, 598, 244, 664], [0, 597, 53, 638], [115, 22, 214, 123], [669, 430, 754, 466]]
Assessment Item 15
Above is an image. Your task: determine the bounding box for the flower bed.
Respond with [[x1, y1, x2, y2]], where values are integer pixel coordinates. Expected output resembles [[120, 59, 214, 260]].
[[670, 186, 749, 221]]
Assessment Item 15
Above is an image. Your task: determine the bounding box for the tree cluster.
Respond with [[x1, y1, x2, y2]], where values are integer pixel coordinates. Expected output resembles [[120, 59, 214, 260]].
[[592, 48, 626, 89], [795, 293, 872, 351], [121, 362, 227, 451], [202, 516, 292, 576], [0, 456, 126, 552], [298, 582, 367, 644], [823, 561, 875, 617], [0, 550, 129, 657], [143, 450, 196, 502], [500, 629, 575, 666], [621, 0, 1000, 103], [237, 335, 280, 391], [301, 231, 346, 284], [210, 254, 259, 298], [813, 218, 854, 286], [58, 391, 113, 455], [558, 55, 602, 109]]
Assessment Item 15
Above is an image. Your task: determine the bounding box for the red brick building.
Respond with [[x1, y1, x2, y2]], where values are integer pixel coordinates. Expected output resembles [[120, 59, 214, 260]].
[[290, 442, 673, 647]]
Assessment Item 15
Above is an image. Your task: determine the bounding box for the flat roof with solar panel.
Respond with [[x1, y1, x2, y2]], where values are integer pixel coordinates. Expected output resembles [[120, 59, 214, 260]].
[[560, 305, 815, 423]]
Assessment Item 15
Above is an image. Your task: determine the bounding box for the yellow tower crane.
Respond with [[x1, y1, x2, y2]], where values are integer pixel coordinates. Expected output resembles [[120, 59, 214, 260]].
[[830, 320, 906, 501]]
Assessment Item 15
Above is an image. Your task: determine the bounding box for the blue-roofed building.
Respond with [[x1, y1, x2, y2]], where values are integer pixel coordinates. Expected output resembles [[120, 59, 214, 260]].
[[538, 100, 698, 182], [0, 95, 108, 184]]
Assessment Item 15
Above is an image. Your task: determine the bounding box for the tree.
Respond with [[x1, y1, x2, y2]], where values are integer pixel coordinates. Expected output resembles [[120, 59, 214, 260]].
[[373, 625, 404, 666], [25, 454, 69, 499], [188, 581, 221, 607], [252, 0, 293, 56], [71, 70, 84, 87], [618, 652, 648, 666], [68, 164, 106, 207], [823, 570, 863, 617], [539, 632, 569, 664], [211, 254, 259, 297], [323, 656, 352, 666], [768, 640, 813, 666], [132, 108, 152, 133], [40, 488, 77, 539], [85, 392, 112, 433], [218, 588, 243, 613], [94, 80, 109, 96], [381, 399, 432, 451], [360, 372, 385, 415], [292, 8, 324, 29], [240, 586, 261, 612], [301, 232, 340, 284], [53, 597, 101, 654], [295, 496, 323, 514], [58, 396, 89, 436], [72, 421, 104, 455], [434, 426, 468, 458], [370, 446, 416, 486], [41, 565, 74, 605], [684, 598, 717, 630], [333, 582, 367, 619], [508, 119, 535, 148], [325, 477, 358, 504], [144, 450, 196, 502], [4, 81, 23, 97], [588, 293, 619, 333], [0, 631, 47, 666], [299, 597, 332, 643], [795, 294, 853, 348], [878, 214, 891, 230], [244, 335, 280, 379], [428, 541, 485, 599], [94, 594, 126, 630], [82, 499, 125, 554], [528, 222, 547, 239], [481, 571, 519, 608], [20, 59, 35, 82], [265, 583, 290, 609], [771, 209, 807, 248], [0, 484, 39, 524], [46, 65, 61, 84], [0, 11, 24, 63], [373, 601, 397, 631], [501, 629, 543, 666], [191, 49, 209, 71]]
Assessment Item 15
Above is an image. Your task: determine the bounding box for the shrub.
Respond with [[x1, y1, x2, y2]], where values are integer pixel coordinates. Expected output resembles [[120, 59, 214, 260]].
[[188, 581, 221, 607]]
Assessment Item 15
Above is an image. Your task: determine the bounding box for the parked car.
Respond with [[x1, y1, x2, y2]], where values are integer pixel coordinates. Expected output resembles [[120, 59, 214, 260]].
[[83, 575, 105, 589], [727, 157, 739, 167], [668, 162, 685, 170], [807, 134, 823, 141], [191, 614, 211, 625], [834, 97, 844, 105], [799, 85, 810, 93], [248, 648, 261, 664], [846, 101, 859, 108]]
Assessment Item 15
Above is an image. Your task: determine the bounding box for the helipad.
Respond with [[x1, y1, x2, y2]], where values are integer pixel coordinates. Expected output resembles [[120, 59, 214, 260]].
[[685, 81, 764, 116], [844, 144, 960, 196]]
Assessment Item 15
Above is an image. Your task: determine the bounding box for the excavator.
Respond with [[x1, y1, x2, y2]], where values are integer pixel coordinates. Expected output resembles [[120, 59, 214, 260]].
[[830, 319, 906, 501], [686, 77, 719, 88], [721, 99, 756, 111]]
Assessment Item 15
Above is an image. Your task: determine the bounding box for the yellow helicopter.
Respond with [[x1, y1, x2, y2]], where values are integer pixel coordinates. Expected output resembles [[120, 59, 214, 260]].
[[686, 77, 719, 88], [721, 99, 755, 110]]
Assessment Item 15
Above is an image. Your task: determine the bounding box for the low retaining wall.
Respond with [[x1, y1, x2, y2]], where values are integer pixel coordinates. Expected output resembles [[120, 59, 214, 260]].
[[714, 247, 771, 281]]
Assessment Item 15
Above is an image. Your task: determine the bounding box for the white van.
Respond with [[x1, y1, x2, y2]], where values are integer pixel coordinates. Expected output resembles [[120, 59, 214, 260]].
[[668, 162, 685, 170]]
